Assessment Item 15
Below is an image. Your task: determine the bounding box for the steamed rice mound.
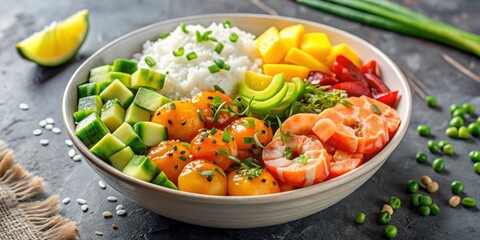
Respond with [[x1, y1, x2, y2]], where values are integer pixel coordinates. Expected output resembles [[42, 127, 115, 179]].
[[136, 22, 262, 100]]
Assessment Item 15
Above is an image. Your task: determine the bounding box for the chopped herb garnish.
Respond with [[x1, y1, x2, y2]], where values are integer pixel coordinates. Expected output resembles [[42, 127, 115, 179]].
[[339, 99, 353, 107], [210, 128, 217, 135], [179, 156, 187, 161], [169, 103, 176, 110], [214, 43, 224, 54], [195, 31, 203, 42], [200, 132, 209, 141], [288, 83, 349, 117], [284, 147, 293, 160], [208, 64, 221, 73], [214, 59, 225, 69], [199, 170, 214, 177], [202, 30, 213, 41], [180, 23, 189, 33], [223, 64, 231, 71], [222, 130, 232, 143], [197, 109, 205, 121], [245, 119, 255, 127], [156, 32, 170, 40], [223, 20, 233, 28], [253, 133, 265, 149], [144, 56, 156, 67], [214, 168, 225, 178], [212, 102, 227, 123], [229, 33, 238, 42], [298, 155, 310, 166], [212, 96, 222, 105], [244, 137, 254, 144], [213, 85, 225, 94], [186, 52, 197, 61], [274, 116, 291, 144], [209, 37, 218, 42], [180, 150, 186, 154], [182, 142, 191, 147], [373, 104, 382, 114], [173, 47, 185, 57], [236, 167, 262, 180]]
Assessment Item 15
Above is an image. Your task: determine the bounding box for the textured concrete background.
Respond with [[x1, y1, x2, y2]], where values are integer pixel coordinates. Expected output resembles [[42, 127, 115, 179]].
[[0, 0, 479, 239]]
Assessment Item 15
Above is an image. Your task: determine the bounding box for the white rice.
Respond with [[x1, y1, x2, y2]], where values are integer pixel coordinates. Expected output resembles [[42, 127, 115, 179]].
[[135, 22, 262, 100]]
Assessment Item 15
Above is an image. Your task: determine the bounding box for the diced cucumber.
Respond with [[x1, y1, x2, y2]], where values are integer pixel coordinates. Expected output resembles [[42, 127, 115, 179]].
[[124, 103, 150, 125], [133, 122, 168, 147], [89, 65, 112, 83], [75, 113, 110, 148], [131, 68, 165, 90], [112, 122, 147, 154], [122, 155, 159, 182], [109, 146, 134, 171], [77, 82, 100, 98], [133, 87, 171, 112], [99, 79, 134, 107], [90, 133, 126, 162], [101, 99, 125, 132], [152, 171, 178, 190], [74, 95, 103, 122], [107, 72, 131, 88], [112, 59, 138, 74]]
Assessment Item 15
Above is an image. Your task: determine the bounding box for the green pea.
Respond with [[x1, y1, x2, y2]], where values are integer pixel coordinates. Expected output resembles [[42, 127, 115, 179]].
[[388, 197, 401, 210], [462, 103, 475, 114], [379, 211, 391, 225], [449, 117, 464, 128], [407, 180, 419, 193], [354, 212, 366, 224], [450, 180, 465, 194], [445, 127, 458, 138], [458, 126, 469, 139], [427, 140, 440, 153], [443, 144, 454, 155], [467, 123, 480, 137], [449, 103, 461, 114], [474, 162, 480, 174], [419, 205, 431, 216], [430, 203, 440, 216], [469, 151, 480, 162], [461, 197, 477, 208], [419, 195, 433, 206], [417, 125, 431, 137], [384, 225, 397, 239], [411, 194, 422, 207], [452, 108, 465, 118], [438, 140, 449, 150], [425, 96, 437, 108], [432, 158, 445, 172], [415, 151, 428, 163]]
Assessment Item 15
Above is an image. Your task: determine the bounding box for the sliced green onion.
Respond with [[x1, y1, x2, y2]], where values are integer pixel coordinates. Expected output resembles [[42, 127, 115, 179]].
[[212, 96, 222, 105], [180, 23, 189, 33], [208, 64, 221, 73], [169, 102, 176, 110], [339, 99, 353, 106], [209, 37, 218, 42], [230, 33, 239, 42], [144, 56, 156, 67], [213, 85, 225, 94], [214, 59, 225, 68], [195, 31, 203, 42], [156, 32, 170, 40], [212, 102, 227, 122], [198, 170, 214, 176], [245, 119, 255, 127], [298, 155, 310, 166], [284, 147, 293, 160], [186, 52, 197, 60], [222, 130, 232, 143], [244, 137, 254, 144], [202, 30, 213, 41], [215, 43, 224, 54], [182, 142, 191, 147], [223, 20, 233, 28], [223, 64, 231, 71], [214, 168, 225, 178], [373, 104, 382, 114], [197, 109, 205, 121], [179, 156, 187, 161], [172, 47, 185, 57], [210, 128, 217, 135], [253, 133, 265, 149]]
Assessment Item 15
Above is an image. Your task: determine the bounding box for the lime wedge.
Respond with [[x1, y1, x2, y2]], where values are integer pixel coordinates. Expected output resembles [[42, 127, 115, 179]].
[[244, 71, 274, 91], [16, 9, 89, 67]]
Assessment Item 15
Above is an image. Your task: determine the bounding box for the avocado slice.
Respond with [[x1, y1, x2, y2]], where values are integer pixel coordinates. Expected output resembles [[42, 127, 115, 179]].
[[272, 82, 297, 110], [245, 83, 289, 110], [238, 73, 285, 101]]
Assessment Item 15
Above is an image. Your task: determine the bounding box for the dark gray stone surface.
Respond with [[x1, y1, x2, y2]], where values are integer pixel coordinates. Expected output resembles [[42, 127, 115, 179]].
[[1, 0, 479, 239]]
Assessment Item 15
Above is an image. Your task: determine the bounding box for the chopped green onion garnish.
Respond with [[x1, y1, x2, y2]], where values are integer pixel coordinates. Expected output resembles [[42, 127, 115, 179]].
[[223, 64, 231, 71], [244, 157, 261, 168], [213, 85, 225, 94], [212, 102, 227, 123], [169, 103, 176, 110], [230, 33, 238, 42], [373, 104, 382, 114], [245, 119, 255, 127], [284, 147, 293, 160], [222, 130, 232, 143], [195, 31, 203, 42], [253, 133, 265, 149], [180, 23, 189, 34], [202, 30, 213, 41], [209, 37, 218, 42], [340, 99, 353, 106], [156, 33, 170, 40], [197, 109, 205, 121], [210, 128, 217, 135], [144, 56, 156, 67], [172, 47, 185, 57], [223, 20, 233, 28], [182, 142, 191, 147], [244, 137, 254, 144], [199, 170, 214, 177], [214, 59, 225, 68], [212, 96, 222, 105], [186, 52, 197, 60], [179, 156, 187, 161], [208, 64, 221, 73], [298, 155, 310, 166], [214, 168, 225, 178], [215, 43, 224, 54]]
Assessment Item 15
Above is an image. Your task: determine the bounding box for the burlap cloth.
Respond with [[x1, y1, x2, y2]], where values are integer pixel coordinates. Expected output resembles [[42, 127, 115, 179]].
[[0, 140, 79, 240]]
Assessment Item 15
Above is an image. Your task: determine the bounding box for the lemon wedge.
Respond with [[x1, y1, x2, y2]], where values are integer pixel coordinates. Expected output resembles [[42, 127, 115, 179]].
[[244, 71, 274, 91], [16, 9, 89, 67]]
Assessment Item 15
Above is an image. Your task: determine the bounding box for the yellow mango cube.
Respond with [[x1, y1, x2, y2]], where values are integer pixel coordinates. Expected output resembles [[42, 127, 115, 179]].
[[256, 27, 288, 64], [300, 33, 332, 62], [263, 64, 310, 82], [279, 24, 305, 50], [326, 43, 362, 68], [284, 48, 330, 73]]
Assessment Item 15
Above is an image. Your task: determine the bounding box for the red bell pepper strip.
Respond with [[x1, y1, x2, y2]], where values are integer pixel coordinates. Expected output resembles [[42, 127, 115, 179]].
[[307, 71, 339, 86], [330, 81, 372, 97], [361, 60, 381, 78], [374, 90, 398, 108], [331, 55, 369, 85], [364, 73, 390, 94]]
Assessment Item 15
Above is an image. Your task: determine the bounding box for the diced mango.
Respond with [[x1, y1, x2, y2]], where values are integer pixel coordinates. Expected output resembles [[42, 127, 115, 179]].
[[284, 48, 330, 73], [279, 24, 305, 50], [263, 64, 310, 82], [244, 71, 273, 91], [326, 43, 362, 68], [300, 33, 332, 62], [256, 27, 288, 64]]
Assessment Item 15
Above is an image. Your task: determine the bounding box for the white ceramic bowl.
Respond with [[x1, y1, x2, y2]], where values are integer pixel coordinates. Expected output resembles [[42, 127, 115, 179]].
[[62, 14, 412, 228]]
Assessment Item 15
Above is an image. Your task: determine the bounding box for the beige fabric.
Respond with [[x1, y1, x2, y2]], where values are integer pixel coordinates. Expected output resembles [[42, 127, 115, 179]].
[[0, 140, 79, 240]]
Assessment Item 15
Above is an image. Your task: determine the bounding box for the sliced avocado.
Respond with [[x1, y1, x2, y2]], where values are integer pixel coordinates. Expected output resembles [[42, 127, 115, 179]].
[[152, 171, 178, 190], [237, 73, 285, 101], [109, 146, 134, 171], [272, 82, 297, 110], [75, 112, 110, 148], [113, 122, 147, 154], [245, 83, 289, 110], [122, 155, 159, 182], [90, 133, 126, 162], [100, 99, 125, 132], [292, 77, 305, 101]]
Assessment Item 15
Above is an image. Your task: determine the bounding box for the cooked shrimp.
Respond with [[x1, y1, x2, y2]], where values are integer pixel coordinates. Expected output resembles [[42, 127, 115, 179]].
[[277, 113, 322, 136], [262, 135, 330, 187], [326, 149, 364, 180]]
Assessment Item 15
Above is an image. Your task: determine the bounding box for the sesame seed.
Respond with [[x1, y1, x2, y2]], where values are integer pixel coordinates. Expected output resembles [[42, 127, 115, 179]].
[[45, 124, 54, 130], [65, 139, 73, 147], [39, 139, 49, 146], [39, 120, 47, 127], [33, 129, 42, 136], [62, 198, 71, 204], [45, 118, 55, 124], [112, 224, 118, 230], [95, 231, 103, 236], [103, 211, 113, 218], [19, 103, 29, 110], [115, 205, 124, 211], [68, 149, 76, 158], [98, 180, 106, 189], [107, 196, 118, 202], [81, 204, 88, 212], [52, 127, 61, 134], [116, 209, 126, 216], [72, 155, 82, 162], [77, 198, 87, 205]]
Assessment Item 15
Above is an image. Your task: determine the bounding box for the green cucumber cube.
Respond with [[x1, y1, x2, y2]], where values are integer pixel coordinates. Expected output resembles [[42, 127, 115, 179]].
[[90, 133, 126, 162], [152, 171, 178, 190], [124, 103, 150, 125], [112, 59, 138, 74], [131, 68, 165, 90], [109, 146, 134, 171], [107, 72, 131, 88], [74, 95, 103, 122], [99, 79, 134, 107], [77, 82, 100, 98], [113, 122, 147, 154], [133, 122, 168, 147], [89, 65, 112, 83], [101, 99, 125, 132], [75, 113, 110, 148], [133, 87, 171, 112], [122, 155, 159, 182]]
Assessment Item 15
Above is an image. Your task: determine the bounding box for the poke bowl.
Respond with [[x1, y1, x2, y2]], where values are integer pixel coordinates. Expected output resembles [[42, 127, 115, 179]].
[[62, 14, 412, 228]]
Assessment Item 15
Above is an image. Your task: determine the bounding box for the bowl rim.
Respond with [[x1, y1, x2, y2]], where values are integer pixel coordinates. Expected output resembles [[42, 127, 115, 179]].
[[62, 13, 412, 204]]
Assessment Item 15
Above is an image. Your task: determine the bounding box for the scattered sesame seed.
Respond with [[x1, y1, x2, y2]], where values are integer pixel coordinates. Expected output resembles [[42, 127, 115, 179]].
[[116, 209, 126, 216], [62, 198, 71, 204], [65, 139, 73, 147], [95, 231, 103, 236], [72, 155, 82, 162], [68, 149, 76, 158], [77, 198, 87, 205], [112, 224, 118, 230], [98, 180, 106, 189], [81, 204, 88, 212], [19, 103, 29, 110], [33, 129, 42, 136], [45, 117, 55, 124], [52, 127, 61, 134], [39, 120, 47, 127], [115, 205, 124, 211], [107, 196, 118, 202], [39, 139, 49, 146], [103, 211, 113, 218], [45, 124, 54, 130]]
